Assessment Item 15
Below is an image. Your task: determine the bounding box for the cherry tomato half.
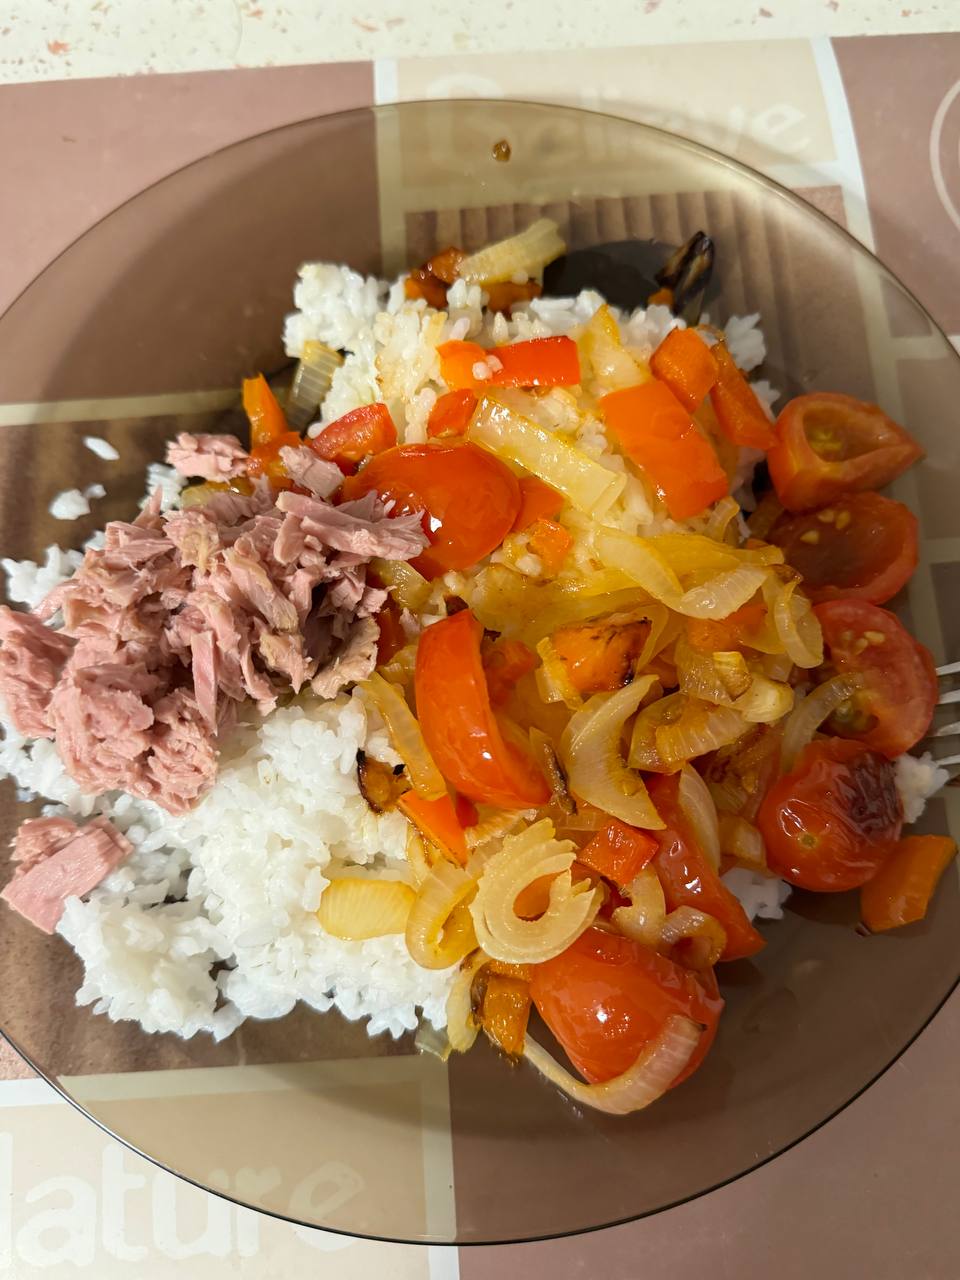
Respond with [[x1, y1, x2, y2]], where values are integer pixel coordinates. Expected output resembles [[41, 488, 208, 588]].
[[770, 492, 918, 605], [414, 608, 549, 809], [647, 773, 766, 961], [767, 391, 924, 512], [758, 737, 902, 891], [341, 441, 521, 578], [531, 928, 723, 1085], [815, 599, 938, 758]]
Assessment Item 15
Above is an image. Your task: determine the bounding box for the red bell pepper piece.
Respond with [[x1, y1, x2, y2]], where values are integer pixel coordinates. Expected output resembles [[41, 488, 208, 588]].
[[577, 820, 658, 890], [708, 343, 776, 450], [308, 403, 397, 471], [427, 388, 477, 438], [512, 475, 564, 531]]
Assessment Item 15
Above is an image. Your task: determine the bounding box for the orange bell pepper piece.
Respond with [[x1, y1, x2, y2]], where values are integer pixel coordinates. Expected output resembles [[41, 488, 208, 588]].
[[478, 973, 531, 1059], [397, 791, 469, 866], [242, 373, 289, 449], [600, 381, 728, 520], [512, 475, 564, 531], [709, 342, 776, 450], [427, 388, 478, 438], [438, 337, 581, 391], [685, 602, 768, 652], [650, 327, 719, 412], [861, 834, 957, 932], [483, 637, 538, 706], [246, 430, 303, 484], [551, 615, 652, 694], [437, 340, 488, 390], [577, 819, 659, 889], [527, 518, 573, 575], [375, 601, 406, 665]]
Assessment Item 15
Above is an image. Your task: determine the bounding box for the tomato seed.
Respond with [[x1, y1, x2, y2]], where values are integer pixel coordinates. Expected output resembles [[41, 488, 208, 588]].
[[800, 529, 820, 545], [835, 510, 852, 531]]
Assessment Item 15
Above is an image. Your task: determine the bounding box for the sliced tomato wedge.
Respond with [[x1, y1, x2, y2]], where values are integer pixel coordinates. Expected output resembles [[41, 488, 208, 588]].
[[341, 442, 521, 577], [599, 380, 728, 520], [414, 608, 549, 809], [309, 402, 397, 471], [647, 773, 766, 961], [814, 599, 938, 758], [530, 928, 723, 1085], [770, 492, 918, 605], [758, 737, 902, 891], [767, 392, 924, 512]]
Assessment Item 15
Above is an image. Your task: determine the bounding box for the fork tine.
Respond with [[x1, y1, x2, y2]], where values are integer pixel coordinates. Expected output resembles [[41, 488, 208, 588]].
[[937, 661, 960, 677], [938, 689, 960, 706], [932, 753, 960, 769], [933, 720, 960, 738]]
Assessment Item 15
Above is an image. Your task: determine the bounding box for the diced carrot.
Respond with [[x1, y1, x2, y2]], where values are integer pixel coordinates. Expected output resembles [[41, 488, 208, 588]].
[[405, 272, 448, 308], [861, 835, 957, 932], [478, 973, 531, 1059], [242, 373, 289, 449], [650, 327, 719, 413], [686, 602, 767, 652], [483, 637, 538, 705], [427, 388, 478, 438], [709, 342, 776, 450], [398, 791, 468, 866], [577, 820, 658, 889], [648, 287, 674, 307], [308, 403, 397, 469], [551, 616, 652, 694], [599, 381, 728, 520], [512, 475, 564, 531], [484, 280, 542, 314], [528, 518, 573, 575]]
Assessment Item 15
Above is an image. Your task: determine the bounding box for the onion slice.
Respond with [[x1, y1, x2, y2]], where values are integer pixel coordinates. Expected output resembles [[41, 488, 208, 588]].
[[765, 575, 823, 669], [780, 674, 862, 773], [469, 818, 602, 964], [286, 340, 343, 429], [524, 1014, 701, 1114], [317, 877, 414, 940], [405, 861, 478, 970], [361, 673, 446, 800], [677, 765, 721, 871], [718, 813, 767, 870], [444, 950, 487, 1053], [560, 677, 664, 828], [458, 218, 566, 285], [612, 865, 666, 947]]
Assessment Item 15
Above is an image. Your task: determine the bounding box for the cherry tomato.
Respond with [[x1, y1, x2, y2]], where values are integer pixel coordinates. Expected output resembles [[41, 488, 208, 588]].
[[530, 928, 723, 1085], [815, 599, 937, 758], [758, 737, 902, 891], [769, 492, 918, 605], [309, 403, 397, 471], [414, 609, 549, 809], [767, 392, 924, 512], [647, 773, 766, 961], [341, 442, 521, 578]]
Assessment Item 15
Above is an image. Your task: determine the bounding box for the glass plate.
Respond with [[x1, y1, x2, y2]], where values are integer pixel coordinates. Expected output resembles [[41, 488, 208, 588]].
[[0, 100, 958, 1246]]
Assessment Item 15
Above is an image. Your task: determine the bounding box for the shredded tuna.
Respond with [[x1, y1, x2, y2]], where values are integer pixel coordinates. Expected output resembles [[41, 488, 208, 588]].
[[0, 607, 75, 738], [278, 446, 342, 498], [166, 432, 250, 481], [0, 440, 428, 816], [2, 815, 131, 933]]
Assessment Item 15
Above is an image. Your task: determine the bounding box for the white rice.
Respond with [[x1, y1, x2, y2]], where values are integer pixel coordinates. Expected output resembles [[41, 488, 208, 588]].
[[895, 751, 950, 824], [2, 544, 83, 610], [83, 435, 120, 461], [721, 868, 792, 922]]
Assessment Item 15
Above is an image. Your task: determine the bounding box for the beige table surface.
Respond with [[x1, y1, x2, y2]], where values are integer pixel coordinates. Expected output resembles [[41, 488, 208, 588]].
[[1, 7, 959, 1277]]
